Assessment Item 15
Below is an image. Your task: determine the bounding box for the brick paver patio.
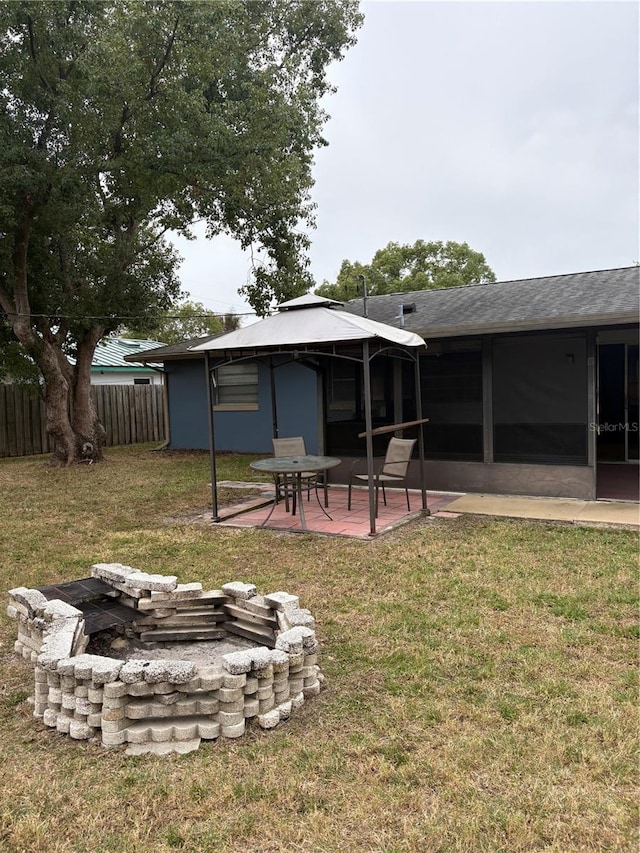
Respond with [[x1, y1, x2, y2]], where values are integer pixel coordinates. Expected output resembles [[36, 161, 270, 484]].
[[216, 486, 461, 538]]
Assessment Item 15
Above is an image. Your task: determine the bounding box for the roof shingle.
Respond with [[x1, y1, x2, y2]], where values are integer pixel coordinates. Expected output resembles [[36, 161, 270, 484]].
[[344, 266, 639, 338]]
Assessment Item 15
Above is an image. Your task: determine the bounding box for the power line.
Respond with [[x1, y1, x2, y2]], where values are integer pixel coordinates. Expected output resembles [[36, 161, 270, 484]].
[[2, 309, 260, 322]]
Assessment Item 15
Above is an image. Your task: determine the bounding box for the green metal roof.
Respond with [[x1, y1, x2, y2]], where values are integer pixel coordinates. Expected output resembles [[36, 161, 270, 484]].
[[92, 338, 164, 370]]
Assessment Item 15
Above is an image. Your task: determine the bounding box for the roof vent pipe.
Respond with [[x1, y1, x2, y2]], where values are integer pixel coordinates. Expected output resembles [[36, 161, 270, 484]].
[[396, 303, 416, 327], [358, 274, 368, 318]]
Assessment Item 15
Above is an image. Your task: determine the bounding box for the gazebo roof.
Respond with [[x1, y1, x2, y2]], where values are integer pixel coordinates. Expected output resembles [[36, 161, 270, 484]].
[[190, 293, 425, 354]]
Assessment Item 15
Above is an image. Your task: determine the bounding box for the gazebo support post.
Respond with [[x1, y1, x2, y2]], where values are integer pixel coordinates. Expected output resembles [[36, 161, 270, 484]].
[[204, 351, 220, 522], [362, 340, 376, 535], [414, 351, 429, 514]]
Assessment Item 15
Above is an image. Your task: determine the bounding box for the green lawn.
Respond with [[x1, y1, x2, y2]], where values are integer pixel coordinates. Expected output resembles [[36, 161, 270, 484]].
[[0, 445, 637, 853]]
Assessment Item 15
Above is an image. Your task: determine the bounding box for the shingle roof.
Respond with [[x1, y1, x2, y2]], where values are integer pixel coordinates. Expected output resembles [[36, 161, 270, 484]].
[[124, 334, 220, 362], [343, 267, 639, 338], [93, 337, 165, 369], [128, 267, 639, 362]]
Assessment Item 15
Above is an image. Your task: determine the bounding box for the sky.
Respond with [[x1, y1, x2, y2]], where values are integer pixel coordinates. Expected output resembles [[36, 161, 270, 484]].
[[170, 0, 639, 320]]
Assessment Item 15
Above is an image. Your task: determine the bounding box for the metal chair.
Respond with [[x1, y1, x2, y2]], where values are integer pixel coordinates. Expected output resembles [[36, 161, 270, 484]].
[[272, 437, 328, 511], [347, 436, 416, 516]]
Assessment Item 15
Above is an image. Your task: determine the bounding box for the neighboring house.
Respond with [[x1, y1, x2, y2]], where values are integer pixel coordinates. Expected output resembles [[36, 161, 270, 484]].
[[129, 267, 639, 501], [91, 338, 165, 386]]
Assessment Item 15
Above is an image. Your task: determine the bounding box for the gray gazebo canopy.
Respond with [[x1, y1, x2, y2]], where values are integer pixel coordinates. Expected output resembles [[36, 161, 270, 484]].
[[191, 293, 428, 535]]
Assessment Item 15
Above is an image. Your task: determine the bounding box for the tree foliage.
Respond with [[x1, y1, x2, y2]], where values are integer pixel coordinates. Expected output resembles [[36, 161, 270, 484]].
[[315, 240, 496, 301], [0, 322, 40, 385], [0, 0, 361, 464], [124, 300, 242, 345]]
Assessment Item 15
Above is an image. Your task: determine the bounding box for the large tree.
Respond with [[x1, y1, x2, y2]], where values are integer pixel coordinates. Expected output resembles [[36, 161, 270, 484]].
[[0, 1, 361, 465], [315, 239, 496, 301]]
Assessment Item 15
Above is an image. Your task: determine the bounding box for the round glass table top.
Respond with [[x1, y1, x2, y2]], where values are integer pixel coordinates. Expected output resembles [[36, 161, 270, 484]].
[[250, 455, 341, 474]]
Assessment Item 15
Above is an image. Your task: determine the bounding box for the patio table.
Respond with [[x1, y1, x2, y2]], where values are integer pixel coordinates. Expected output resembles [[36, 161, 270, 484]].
[[250, 454, 341, 532]]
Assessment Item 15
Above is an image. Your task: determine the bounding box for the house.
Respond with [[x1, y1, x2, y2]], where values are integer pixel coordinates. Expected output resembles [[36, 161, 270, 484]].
[[90, 338, 165, 386], [128, 267, 639, 501]]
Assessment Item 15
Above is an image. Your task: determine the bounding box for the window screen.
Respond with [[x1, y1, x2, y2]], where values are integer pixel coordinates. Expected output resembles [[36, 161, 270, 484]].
[[326, 360, 358, 422], [413, 341, 483, 460], [493, 334, 587, 464], [325, 357, 393, 456]]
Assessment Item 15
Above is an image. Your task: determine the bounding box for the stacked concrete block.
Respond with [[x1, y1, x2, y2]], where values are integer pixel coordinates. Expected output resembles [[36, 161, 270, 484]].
[[102, 659, 218, 747], [8, 587, 53, 663], [8, 586, 89, 718], [8, 569, 325, 752], [92, 563, 232, 644], [220, 644, 309, 731], [39, 654, 124, 740], [221, 586, 279, 648], [276, 626, 323, 699], [135, 589, 229, 643]]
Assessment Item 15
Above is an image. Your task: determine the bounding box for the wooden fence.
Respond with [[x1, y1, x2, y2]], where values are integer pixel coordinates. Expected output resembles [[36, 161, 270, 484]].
[[0, 384, 166, 458]]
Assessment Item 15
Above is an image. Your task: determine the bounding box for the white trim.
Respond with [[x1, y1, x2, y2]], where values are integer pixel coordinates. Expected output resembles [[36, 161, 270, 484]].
[[213, 403, 259, 412]]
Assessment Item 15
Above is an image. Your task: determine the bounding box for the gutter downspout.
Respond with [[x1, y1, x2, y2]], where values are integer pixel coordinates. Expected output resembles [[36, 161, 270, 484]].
[[147, 365, 170, 450]]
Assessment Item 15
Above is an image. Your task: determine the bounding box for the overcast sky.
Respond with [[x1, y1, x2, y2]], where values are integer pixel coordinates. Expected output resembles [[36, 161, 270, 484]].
[[170, 0, 639, 319]]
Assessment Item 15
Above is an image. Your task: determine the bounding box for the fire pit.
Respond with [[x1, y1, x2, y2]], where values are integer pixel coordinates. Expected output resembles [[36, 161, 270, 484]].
[[7, 564, 323, 754]]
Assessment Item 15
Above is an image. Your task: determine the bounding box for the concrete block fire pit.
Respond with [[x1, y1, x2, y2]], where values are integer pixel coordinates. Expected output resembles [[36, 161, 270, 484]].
[[7, 564, 324, 755]]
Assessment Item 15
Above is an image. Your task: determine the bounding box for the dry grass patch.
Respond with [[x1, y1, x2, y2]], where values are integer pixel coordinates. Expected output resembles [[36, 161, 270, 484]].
[[0, 446, 637, 852]]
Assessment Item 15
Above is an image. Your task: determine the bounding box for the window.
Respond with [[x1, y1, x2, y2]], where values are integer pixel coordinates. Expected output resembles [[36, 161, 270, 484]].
[[214, 362, 259, 410], [133, 377, 151, 385]]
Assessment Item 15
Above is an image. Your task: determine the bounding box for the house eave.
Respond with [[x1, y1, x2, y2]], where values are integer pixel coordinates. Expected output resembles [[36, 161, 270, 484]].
[[92, 365, 157, 372], [128, 352, 203, 363], [417, 312, 638, 339]]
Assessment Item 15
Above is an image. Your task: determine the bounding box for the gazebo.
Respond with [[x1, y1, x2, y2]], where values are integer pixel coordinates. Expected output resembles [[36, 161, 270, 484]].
[[191, 294, 428, 536]]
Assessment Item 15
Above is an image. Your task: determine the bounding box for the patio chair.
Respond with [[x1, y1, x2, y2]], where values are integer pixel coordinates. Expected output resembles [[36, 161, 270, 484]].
[[347, 436, 416, 516], [272, 437, 328, 512]]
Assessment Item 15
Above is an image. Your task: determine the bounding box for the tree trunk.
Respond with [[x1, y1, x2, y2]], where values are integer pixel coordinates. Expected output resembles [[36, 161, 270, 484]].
[[43, 366, 77, 467], [44, 352, 106, 466], [71, 331, 106, 463], [35, 338, 78, 467], [10, 321, 106, 466]]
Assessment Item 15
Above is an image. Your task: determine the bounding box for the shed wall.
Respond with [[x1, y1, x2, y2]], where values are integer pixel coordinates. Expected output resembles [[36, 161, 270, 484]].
[[165, 359, 318, 453]]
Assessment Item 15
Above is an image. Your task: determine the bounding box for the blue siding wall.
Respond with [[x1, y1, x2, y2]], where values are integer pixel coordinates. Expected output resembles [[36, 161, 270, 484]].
[[274, 361, 319, 454], [166, 360, 208, 450], [165, 358, 318, 453]]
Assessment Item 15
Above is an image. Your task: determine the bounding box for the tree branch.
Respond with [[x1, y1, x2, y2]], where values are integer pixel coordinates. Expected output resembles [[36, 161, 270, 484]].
[[112, 102, 131, 158], [26, 15, 56, 94], [144, 16, 181, 101]]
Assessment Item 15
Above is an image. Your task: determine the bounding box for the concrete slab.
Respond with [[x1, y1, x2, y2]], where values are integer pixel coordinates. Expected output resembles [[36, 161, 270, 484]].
[[444, 494, 639, 528], [445, 494, 585, 521], [575, 502, 640, 527]]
